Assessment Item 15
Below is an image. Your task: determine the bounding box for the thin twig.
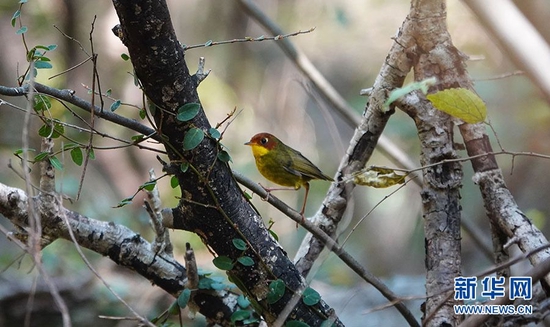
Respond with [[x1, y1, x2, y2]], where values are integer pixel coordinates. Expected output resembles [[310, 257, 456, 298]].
[[183, 28, 315, 51]]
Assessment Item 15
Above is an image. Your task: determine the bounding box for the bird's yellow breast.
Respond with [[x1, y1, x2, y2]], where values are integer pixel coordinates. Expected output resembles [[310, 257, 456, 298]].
[[249, 144, 302, 188], [249, 144, 270, 158]]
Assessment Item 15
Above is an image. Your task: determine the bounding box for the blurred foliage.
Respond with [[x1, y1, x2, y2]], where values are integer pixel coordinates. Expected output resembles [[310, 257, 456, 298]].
[[1, 0, 550, 326]]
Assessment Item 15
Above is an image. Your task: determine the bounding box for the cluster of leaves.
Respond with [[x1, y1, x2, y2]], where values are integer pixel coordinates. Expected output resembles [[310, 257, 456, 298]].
[[13, 95, 94, 170], [209, 239, 325, 326], [175, 102, 230, 161], [11, 0, 57, 83]]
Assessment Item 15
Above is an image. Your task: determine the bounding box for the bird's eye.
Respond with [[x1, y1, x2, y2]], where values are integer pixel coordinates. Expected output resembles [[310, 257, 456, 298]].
[[260, 137, 268, 145]]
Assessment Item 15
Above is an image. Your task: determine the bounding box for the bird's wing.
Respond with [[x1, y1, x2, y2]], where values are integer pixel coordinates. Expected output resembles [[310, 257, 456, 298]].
[[283, 147, 332, 181]]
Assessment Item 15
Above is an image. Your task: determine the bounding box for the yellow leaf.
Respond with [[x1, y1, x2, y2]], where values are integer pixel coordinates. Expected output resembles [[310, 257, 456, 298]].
[[427, 88, 487, 124], [352, 166, 406, 188]]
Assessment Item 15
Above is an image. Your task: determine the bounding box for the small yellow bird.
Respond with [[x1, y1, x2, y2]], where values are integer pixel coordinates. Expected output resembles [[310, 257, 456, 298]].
[[244, 132, 333, 219]]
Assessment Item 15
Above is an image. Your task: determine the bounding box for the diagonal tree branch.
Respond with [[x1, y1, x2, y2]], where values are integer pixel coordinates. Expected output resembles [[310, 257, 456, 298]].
[[110, 0, 342, 325]]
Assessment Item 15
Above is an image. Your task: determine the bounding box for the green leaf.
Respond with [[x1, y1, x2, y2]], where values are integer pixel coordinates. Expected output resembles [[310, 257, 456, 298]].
[[427, 88, 487, 124], [217, 150, 231, 163], [33, 152, 49, 162], [131, 135, 144, 143], [88, 148, 95, 160], [384, 76, 437, 110], [166, 300, 179, 316], [34, 95, 51, 112], [237, 256, 254, 267], [139, 108, 146, 119], [232, 238, 247, 251], [20, 0, 28, 3], [177, 289, 191, 308], [16, 26, 27, 34], [176, 103, 201, 122], [110, 99, 121, 112], [170, 176, 179, 189], [34, 61, 52, 69], [105, 89, 112, 96], [230, 310, 251, 324], [141, 180, 157, 192], [212, 256, 234, 271], [47, 44, 57, 51], [205, 40, 213, 46], [198, 277, 214, 289], [114, 196, 133, 208], [208, 128, 221, 139], [210, 280, 226, 290], [236, 294, 250, 308], [70, 147, 83, 166], [120, 53, 130, 61], [180, 162, 189, 173], [267, 279, 285, 304], [11, 10, 20, 27], [183, 128, 204, 150], [302, 287, 321, 306], [49, 156, 63, 170], [268, 229, 279, 242], [38, 121, 64, 138]]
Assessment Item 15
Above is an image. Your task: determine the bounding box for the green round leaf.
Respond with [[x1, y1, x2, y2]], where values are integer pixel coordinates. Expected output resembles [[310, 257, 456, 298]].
[[176, 103, 201, 122], [212, 256, 234, 271], [34, 61, 52, 69], [170, 176, 179, 189], [217, 150, 231, 163], [183, 128, 204, 150], [198, 276, 214, 290], [237, 294, 250, 309], [16, 26, 27, 35], [267, 279, 285, 304], [230, 310, 250, 324], [232, 238, 247, 251], [177, 288, 192, 308], [33, 95, 51, 112], [38, 121, 64, 139], [208, 127, 221, 139], [120, 53, 130, 61], [237, 256, 254, 267], [302, 287, 321, 306], [70, 147, 83, 166], [110, 99, 121, 112]]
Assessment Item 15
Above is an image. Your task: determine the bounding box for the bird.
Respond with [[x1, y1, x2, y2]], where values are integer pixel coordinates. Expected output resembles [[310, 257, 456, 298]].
[[244, 132, 333, 223]]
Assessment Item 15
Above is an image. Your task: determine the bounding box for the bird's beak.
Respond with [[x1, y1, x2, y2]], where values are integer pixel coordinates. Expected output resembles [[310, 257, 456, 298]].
[[244, 141, 252, 146]]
